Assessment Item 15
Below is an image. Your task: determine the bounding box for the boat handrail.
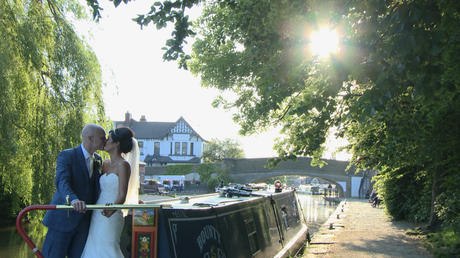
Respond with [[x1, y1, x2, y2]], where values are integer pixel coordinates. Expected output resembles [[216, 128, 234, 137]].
[[216, 199, 245, 205], [16, 203, 162, 258], [193, 202, 218, 207]]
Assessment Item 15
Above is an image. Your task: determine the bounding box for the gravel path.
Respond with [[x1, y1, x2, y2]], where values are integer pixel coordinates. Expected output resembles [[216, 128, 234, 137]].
[[303, 198, 433, 258]]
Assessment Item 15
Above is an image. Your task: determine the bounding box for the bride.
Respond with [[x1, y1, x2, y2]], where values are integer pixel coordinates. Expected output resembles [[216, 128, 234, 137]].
[[81, 127, 139, 257]]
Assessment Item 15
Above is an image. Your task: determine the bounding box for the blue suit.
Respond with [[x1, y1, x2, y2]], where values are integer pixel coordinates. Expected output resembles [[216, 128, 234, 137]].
[[42, 145, 101, 258]]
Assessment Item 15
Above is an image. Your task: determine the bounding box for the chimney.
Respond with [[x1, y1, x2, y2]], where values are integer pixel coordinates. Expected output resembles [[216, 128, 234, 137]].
[[125, 111, 132, 127], [140, 115, 147, 122]]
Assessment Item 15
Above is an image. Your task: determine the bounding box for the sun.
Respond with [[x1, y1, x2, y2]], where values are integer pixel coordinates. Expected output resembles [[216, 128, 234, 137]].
[[310, 28, 339, 57]]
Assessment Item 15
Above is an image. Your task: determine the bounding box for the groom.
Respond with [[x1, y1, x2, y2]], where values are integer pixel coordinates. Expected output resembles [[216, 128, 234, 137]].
[[42, 123, 106, 258]]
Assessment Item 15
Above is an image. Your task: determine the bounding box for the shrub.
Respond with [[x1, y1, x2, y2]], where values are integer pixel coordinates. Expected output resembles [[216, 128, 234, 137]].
[[207, 177, 220, 191]]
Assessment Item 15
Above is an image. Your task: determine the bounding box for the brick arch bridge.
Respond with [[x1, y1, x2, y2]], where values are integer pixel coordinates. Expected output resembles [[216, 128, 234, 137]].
[[222, 157, 364, 198]]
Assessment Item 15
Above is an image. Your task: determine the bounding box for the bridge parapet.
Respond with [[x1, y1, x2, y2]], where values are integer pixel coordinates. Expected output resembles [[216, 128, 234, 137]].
[[223, 157, 355, 176]]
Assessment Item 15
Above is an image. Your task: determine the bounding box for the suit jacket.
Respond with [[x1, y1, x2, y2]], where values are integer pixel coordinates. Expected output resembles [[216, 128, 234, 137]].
[[43, 145, 102, 233]]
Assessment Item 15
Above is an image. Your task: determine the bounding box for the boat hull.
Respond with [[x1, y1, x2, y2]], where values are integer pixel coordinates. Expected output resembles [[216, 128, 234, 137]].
[[121, 190, 309, 258]]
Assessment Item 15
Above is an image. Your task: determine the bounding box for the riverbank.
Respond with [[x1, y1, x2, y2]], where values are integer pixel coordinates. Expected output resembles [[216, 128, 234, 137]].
[[302, 198, 433, 258]]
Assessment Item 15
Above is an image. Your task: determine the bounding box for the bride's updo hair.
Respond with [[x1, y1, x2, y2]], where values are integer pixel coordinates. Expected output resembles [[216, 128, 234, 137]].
[[109, 127, 134, 154]]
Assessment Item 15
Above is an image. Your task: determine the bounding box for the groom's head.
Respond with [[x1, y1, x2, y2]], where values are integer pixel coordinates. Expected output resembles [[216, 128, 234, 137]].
[[82, 124, 106, 154]]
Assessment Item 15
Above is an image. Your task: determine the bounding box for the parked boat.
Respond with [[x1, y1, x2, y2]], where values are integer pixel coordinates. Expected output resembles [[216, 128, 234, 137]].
[[17, 189, 310, 258], [121, 189, 310, 258]]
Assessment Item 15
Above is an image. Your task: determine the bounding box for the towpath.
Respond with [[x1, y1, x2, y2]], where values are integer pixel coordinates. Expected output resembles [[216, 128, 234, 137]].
[[303, 198, 433, 258]]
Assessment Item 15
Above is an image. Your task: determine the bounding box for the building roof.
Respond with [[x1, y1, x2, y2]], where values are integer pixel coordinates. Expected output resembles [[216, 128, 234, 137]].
[[144, 154, 173, 163], [114, 112, 207, 141]]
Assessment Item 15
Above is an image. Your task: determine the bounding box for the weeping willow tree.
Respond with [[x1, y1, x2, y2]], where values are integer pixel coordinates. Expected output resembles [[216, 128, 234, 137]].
[[0, 0, 107, 222]]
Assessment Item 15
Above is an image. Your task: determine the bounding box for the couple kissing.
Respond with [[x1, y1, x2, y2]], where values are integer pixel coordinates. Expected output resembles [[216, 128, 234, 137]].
[[42, 124, 140, 258]]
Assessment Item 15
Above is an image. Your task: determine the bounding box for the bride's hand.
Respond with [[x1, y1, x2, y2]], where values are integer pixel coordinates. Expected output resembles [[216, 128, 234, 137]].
[[101, 203, 116, 217], [101, 208, 116, 218]]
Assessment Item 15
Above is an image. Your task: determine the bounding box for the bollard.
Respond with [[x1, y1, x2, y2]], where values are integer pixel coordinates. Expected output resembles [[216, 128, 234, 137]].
[[329, 222, 334, 229]]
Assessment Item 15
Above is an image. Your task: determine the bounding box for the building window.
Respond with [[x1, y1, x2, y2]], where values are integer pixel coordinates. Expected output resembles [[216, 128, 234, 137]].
[[154, 142, 160, 155], [182, 142, 187, 155], [245, 219, 260, 254], [138, 141, 144, 155], [175, 142, 180, 155], [190, 142, 194, 155]]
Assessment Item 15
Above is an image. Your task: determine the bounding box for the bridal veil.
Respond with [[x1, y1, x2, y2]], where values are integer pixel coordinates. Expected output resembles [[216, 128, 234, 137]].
[[123, 138, 140, 216]]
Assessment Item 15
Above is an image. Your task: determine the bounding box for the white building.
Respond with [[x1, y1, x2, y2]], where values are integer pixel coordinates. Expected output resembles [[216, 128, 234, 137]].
[[114, 112, 208, 167]]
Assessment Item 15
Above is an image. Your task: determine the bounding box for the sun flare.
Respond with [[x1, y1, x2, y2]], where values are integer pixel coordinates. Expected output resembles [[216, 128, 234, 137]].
[[310, 28, 339, 57]]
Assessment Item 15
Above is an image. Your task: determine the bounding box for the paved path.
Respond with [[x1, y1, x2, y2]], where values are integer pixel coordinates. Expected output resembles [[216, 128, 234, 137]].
[[303, 198, 433, 258]]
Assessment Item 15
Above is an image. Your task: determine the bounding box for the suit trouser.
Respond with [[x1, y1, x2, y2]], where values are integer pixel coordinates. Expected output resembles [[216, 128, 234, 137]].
[[42, 218, 90, 258]]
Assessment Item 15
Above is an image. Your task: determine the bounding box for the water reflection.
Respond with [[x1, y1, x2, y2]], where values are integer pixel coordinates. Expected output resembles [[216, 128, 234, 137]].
[[0, 222, 47, 258], [297, 194, 338, 236]]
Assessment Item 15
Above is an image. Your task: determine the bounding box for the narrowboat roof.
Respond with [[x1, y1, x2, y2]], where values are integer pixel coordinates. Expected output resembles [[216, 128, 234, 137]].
[[148, 190, 289, 209]]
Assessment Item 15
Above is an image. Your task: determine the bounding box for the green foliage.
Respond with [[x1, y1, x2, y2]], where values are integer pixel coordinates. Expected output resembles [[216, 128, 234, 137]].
[[435, 191, 460, 228], [424, 229, 460, 258], [216, 165, 231, 184], [201, 138, 245, 163], [86, 0, 198, 68], [195, 163, 217, 183], [375, 167, 431, 223], [165, 164, 193, 175], [0, 0, 107, 222], [207, 177, 220, 191], [189, 0, 460, 230]]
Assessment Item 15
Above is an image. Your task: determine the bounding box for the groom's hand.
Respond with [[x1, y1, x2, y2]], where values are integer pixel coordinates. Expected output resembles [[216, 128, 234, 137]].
[[71, 200, 87, 212]]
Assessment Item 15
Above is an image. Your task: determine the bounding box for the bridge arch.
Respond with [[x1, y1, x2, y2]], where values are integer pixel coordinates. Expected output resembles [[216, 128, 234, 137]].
[[247, 172, 346, 197], [223, 157, 361, 197]]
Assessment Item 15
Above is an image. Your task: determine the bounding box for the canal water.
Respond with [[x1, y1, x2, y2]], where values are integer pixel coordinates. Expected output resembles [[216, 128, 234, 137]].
[[297, 193, 338, 236], [1, 194, 336, 257]]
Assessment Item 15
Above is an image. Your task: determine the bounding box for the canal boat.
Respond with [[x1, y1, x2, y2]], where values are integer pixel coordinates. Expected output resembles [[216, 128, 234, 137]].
[[122, 189, 309, 258], [17, 189, 310, 258]]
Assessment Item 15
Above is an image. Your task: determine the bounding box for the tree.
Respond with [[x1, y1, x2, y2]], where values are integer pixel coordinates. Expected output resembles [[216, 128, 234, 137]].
[[206, 177, 220, 191], [195, 163, 216, 184], [201, 138, 245, 163], [0, 0, 107, 222], [89, 0, 460, 230], [193, 0, 460, 230]]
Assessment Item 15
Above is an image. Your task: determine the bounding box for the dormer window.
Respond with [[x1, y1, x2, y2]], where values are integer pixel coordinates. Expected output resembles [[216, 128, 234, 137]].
[[138, 141, 144, 155]]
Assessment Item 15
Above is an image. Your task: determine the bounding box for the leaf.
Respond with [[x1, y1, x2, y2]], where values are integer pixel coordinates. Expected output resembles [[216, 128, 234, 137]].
[[113, 0, 122, 7], [430, 44, 441, 56]]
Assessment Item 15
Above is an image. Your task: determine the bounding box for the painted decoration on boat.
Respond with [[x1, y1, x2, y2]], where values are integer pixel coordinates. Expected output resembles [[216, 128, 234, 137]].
[[196, 224, 226, 258], [134, 209, 156, 226], [135, 231, 154, 258], [162, 212, 227, 258]]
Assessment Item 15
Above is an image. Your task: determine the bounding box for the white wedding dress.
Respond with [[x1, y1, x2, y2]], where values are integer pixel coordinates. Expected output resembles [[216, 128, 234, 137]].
[[81, 173, 124, 258]]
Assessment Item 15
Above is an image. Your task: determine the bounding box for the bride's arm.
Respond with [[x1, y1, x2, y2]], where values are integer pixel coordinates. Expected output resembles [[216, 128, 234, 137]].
[[103, 161, 131, 217], [115, 161, 130, 205]]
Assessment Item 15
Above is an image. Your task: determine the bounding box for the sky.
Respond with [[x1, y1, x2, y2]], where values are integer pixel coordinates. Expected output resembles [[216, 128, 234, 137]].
[[76, 0, 351, 160]]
